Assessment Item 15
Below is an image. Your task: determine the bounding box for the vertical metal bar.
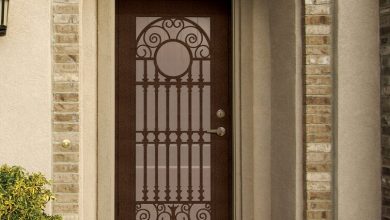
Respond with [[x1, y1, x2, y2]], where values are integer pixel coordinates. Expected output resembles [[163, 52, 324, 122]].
[[154, 67, 159, 201], [165, 80, 171, 201], [142, 60, 148, 201], [199, 61, 205, 201], [176, 78, 182, 201], [188, 69, 193, 201]]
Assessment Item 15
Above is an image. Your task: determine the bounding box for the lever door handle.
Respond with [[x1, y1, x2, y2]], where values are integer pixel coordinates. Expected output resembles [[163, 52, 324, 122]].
[[207, 127, 226, 137]]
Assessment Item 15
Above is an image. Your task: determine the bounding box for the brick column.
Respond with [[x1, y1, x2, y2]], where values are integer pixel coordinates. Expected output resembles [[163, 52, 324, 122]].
[[304, 0, 334, 219], [51, 1, 80, 219]]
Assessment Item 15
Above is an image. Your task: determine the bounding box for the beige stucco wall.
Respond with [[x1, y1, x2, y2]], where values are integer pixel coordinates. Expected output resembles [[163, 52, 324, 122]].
[[81, 0, 98, 219], [96, 0, 115, 219], [250, 0, 272, 218], [237, 0, 272, 219], [0, 0, 52, 177], [336, 0, 381, 219], [269, 0, 303, 219]]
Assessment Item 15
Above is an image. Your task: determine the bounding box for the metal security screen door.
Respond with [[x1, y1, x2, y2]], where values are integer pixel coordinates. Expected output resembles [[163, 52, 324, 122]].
[[116, 0, 231, 219]]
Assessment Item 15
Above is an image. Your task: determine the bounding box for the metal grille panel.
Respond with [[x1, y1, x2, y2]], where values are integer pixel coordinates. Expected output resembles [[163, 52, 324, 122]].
[[135, 17, 212, 220]]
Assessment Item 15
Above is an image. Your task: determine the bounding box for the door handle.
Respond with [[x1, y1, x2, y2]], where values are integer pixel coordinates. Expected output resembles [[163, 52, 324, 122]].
[[207, 127, 226, 137]]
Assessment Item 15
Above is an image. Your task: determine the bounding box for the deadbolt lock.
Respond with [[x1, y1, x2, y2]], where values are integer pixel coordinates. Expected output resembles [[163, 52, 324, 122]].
[[216, 109, 225, 118]]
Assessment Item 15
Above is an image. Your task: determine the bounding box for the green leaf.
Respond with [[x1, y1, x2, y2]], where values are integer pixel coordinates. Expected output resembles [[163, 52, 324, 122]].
[[0, 165, 62, 220]]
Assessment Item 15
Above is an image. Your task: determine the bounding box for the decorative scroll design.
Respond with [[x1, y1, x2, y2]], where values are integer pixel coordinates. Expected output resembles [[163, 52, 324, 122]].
[[135, 17, 212, 219], [137, 17, 210, 60], [136, 203, 211, 220]]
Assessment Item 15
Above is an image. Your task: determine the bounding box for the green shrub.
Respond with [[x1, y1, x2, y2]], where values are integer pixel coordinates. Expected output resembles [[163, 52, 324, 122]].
[[0, 165, 62, 220]]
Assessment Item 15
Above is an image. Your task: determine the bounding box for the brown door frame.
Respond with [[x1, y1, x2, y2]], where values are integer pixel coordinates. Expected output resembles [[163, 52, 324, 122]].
[[97, 0, 305, 219], [115, 0, 232, 219]]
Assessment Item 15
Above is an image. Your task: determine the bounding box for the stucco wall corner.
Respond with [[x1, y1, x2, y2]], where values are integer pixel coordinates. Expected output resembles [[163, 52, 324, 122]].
[[336, 0, 381, 219]]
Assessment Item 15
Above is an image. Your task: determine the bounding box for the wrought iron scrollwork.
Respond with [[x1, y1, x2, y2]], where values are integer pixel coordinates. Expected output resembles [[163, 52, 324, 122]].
[[136, 204, 152, 220], [196, 203, 211, 220], [135, 17, 212, 220], [136, 203, 211, 220], [136, 17, 210, 59]]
